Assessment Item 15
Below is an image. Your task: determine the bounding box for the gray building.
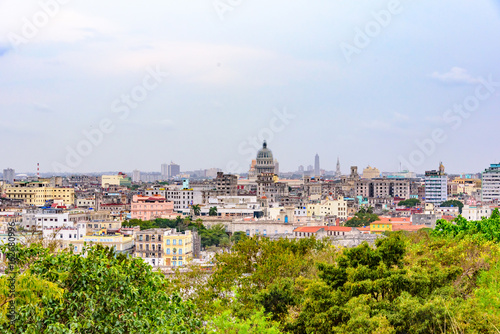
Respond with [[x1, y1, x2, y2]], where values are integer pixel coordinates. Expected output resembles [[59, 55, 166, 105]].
[[3, 168, 15, 185], [314, 154, 320, 176], [482, 163, 500, 202], [255, 141, 275, 174]]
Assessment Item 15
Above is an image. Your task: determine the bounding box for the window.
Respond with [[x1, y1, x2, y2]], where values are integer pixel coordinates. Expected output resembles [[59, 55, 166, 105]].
[[172, 261, 176, 266], [146, 244, 149, 250], [152, 244, 155, 251], [173, 240, 177, 245], [178, 261, 183, 266], [166, 248, 170, 254], [146, 235, 149, 241], [179, 249, 182, 255], [179, 239, 182, 245], [166, 239, 170, 245], [139, 235, 143, 241], [139, 244, 143, 250]]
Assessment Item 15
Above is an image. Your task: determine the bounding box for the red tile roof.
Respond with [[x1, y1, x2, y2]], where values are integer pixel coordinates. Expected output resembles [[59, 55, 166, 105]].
[[293, 226, 325, 233]]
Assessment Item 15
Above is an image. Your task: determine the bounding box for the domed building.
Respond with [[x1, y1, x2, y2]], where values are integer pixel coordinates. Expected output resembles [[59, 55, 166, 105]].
[[255, 141, 275, 175]]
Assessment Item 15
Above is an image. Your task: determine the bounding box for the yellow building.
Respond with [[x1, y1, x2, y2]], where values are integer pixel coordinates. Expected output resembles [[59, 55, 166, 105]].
[[71, 231, 134, 254], [4, 181, 74, 206], [101, 175, 122, 187], [135, 229, 193, 267], [307, 199, 348, 219], [369, 222, 393, 234]]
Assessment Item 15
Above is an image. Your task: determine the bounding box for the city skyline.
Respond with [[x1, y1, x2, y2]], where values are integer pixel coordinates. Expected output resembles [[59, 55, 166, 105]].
[[1, 1, 499, 174]]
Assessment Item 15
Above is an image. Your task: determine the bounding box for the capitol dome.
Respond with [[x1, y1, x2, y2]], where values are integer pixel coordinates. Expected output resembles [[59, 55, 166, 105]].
[[255, 141, 275, 174]]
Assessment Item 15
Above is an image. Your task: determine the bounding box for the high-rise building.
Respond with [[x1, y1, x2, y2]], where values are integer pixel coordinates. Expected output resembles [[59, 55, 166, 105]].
[[482, 163, 500, 202], [132, 170, 141, 183], [425, 162, 448, 205], [274, 160, 280, 176], [168, 162, 180, 178], [3, 168, 15, 184], [335, 157, 341, 178], [314, 154, 320, 176], [161, 164, 169, 179], [307, 165, 313, 172], [298, 165, 304, 173]]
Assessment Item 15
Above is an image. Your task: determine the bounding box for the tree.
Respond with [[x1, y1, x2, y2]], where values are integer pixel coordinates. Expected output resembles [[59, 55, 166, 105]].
[[344, 208, 380, 227], [398, 198, 420, 207], [209, 206, 218, 216], [0, 244, 202, 333], [440, 199, 464, 214], [192, 204, 201, 216]]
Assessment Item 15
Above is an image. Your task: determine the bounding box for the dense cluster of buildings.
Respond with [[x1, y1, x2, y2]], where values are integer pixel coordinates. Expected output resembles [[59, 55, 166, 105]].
[[1, 148, 499, 267]]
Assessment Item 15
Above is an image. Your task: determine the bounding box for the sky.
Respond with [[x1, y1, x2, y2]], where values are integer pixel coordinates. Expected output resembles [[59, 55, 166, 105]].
[[1, 0, 499, 175]]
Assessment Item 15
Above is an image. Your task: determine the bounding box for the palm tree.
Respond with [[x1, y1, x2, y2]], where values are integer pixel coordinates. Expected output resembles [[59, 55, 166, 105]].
[[209, 206, 218, 216], [192, 204, 201, 216]]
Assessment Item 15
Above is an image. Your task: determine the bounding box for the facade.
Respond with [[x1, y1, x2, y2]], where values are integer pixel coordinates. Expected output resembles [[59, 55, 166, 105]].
[[131, 195, 174, 220], [132, 170, 141, 183], [101, 175, 121, 187], [355, 178, 410, 199], [462, 205, 493, 221], [3, 168, 15, 185], [257, 173, 289, 203], [216, 172, 238, 196], [306, 198, 348, 219], [134, 228, 193, 267], [4, 181, 75, 206], [255, 141, 275, 174], [362, 166, 380, 179], [72, 232, 134, 254], [482, 163, 500, 202], [168, 163, 181, 179], [425, 163, 448, 205], [145, 186, 202, 211]]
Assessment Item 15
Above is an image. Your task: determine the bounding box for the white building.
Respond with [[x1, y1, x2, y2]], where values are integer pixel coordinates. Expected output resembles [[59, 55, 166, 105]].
[[482, 163, 500, 202], [425, 163, 448, 205], [132, 169, 141, 183], [462, 205, 493, 221], [145, 185, 202, 211]]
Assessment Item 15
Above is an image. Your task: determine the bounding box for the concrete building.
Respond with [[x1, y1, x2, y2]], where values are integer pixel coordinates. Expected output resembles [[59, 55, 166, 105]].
[[216, 172, 238, 196], [168, 162, 181, 179], [482, 163, 500, 202], [4, 181, 75, 206], [255, 141, 275, 174], [257, 173, 289, 203], [355, 178, 411, 199], [145, 185, 202, 211], [362, 166, 380, 179], [335, 157, 341, 178], [132, 170, 141, 183], [425, 162, 448, 205], [462, 205, 493, 221], [314, 154, 320, 176], [306, 198, 348, 220], [131, 195, 174, 220], [72, 231, 134, 254], [3, 168, 15, 185], [134, 228, 193, 267]]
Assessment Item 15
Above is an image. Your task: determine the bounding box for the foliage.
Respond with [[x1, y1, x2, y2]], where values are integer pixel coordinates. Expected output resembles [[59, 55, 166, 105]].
[[433, 210, 500, 242], [397, 198, 420, 207], [0, 244, 201, 333], [208, 206, 218, 216], [440, 199, 464, 214], [345, 207, 380, 227], [205, 303, 282, 333], [192, 204, 201, 216]]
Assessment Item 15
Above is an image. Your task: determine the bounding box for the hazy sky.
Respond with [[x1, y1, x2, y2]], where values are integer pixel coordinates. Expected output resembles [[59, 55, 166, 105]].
[[1, 0, 499, 175]]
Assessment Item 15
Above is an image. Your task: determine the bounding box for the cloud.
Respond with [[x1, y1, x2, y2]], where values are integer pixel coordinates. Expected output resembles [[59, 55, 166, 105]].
[[431, 67, 480, 84]]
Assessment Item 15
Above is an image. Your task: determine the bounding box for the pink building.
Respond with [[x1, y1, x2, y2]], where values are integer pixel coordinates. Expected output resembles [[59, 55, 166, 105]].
[[131, 195, 174, 221]]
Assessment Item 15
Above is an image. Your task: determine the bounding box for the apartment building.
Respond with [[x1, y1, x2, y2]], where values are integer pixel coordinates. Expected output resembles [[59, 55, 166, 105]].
[[482, 163, 500, 202], [355, 178, 411, 199], [134, 229, 193, 267], [131, 195, 174, 220], [425, 163, 448, 205], [4, 181, 75, 206], [306, 198, 348, 219]]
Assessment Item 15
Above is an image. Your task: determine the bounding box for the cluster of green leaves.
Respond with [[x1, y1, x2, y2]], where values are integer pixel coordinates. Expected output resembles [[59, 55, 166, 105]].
[[344, 206, 380, 227], [397, 198, 420, 207], [440, 199, 464, 214], [1, 243, 201, 333], [433, 209, 500, 242]]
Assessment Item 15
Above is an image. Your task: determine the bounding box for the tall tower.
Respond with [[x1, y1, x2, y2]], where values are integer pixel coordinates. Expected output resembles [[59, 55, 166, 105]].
[[335, 157, 341, 178], [314, 154, 320, 176]]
